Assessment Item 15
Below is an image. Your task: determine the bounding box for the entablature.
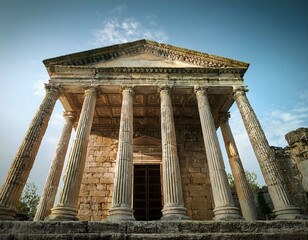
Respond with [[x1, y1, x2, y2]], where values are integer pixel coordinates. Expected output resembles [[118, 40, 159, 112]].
[[49, 65, 247, 78]]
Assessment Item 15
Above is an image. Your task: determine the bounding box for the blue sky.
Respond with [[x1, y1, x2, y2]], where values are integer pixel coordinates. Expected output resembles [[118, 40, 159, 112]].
[[0, 0, 307, 194]]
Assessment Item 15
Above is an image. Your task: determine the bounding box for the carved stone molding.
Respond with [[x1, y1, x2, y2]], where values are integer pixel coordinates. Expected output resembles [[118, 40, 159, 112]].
[[194, 85, 209, 95], [159, 85, 173, 94], [44, 40, 249, 70], [44, 83, 61, 95], [233, 86, 249, 99]]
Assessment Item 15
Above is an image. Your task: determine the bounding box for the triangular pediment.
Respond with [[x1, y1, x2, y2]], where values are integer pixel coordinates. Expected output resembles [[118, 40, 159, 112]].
[[93, 53, 199, 68], [43, 39, 249, 72]]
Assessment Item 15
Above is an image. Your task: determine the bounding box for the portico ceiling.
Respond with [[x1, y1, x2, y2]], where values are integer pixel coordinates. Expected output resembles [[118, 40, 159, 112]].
[[59, 85, 233, 130]]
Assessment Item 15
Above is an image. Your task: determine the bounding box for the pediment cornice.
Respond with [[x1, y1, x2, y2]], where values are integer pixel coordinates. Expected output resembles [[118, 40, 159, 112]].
[[43, 39, 249, 76]]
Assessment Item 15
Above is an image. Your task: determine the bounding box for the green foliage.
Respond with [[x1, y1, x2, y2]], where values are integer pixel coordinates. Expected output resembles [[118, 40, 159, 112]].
[[257, 191, 272, 215], [244, 170, 260, 192], [17, 182, 40, 217], [227, 173, 235, 188], [227, 170, 260, 193]]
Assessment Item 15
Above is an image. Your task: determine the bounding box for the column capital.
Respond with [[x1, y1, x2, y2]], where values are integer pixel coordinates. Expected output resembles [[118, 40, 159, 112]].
[[121, 86, 134, 96], [63, 111, 76, 122], [85, 86, 100, 95], [232, 86, 249, 99], [219, 112, 231, 124], [44, 83, 61, 93], [194, 85, 209, 95], [159, 85, 173, 94]]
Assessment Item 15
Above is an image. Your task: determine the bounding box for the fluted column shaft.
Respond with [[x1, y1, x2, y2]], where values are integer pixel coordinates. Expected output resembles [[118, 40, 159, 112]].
[[47, 88, 97, 221], [0, 84, 59, 220], [195, 86, 241, 220], [220, 113, 257, 220], [34, 111, 76, 221], [233, 86, 302, 219], [108, 87, 135, 220], [160, 86, 188, 220]]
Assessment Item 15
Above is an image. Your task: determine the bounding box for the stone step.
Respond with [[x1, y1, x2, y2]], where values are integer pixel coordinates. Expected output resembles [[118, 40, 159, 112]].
[[0, 220, 307, 240], [0, 232, 306, 240]]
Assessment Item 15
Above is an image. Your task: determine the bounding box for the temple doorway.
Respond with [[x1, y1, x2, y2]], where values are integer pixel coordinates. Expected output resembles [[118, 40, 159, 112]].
[[133, 165, 162, 221]]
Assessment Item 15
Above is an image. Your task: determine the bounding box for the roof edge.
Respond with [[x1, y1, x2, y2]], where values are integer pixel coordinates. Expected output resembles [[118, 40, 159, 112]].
[[43, 39, 249, 69]]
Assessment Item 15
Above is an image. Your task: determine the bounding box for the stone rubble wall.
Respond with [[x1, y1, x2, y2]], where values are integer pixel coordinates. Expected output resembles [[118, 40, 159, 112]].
[[270, 127, 308, 215], [271, 146, 308, 215], [285, 127, 308, 192]]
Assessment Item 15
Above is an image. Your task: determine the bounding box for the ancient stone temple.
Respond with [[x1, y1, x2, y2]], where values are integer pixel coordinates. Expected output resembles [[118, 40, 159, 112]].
[[0, 39, 303, 222]]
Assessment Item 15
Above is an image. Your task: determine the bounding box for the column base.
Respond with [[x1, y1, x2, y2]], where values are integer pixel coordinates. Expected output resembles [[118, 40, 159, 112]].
[[161, 206, 189, 220], [239, 199, 258, 220], [108, 207, 135, 221], [274, 206, 307, 220], [213, 206, 242, 221], [0, 205, 16, 220], [45, 205, 79, 221]]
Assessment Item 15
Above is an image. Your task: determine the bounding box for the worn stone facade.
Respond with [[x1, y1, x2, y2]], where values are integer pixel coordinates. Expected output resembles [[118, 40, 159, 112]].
[[177, 129, 214, 220], [78, 131, 118, 221], [270, 127, 308, 215], [285, 127, 308, 193], [78, 127, 214, 220]]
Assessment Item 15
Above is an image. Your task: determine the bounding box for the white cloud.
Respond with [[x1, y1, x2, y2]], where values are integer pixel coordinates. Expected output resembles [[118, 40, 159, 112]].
[[91, 17, 168, 46], [112, 4, 127, 14], [49, 110, 66, 129], [261, 93, 308, 147], [299, 90, 308, 100], [32, 73, 49, 96], [33, 79, 45, 96]]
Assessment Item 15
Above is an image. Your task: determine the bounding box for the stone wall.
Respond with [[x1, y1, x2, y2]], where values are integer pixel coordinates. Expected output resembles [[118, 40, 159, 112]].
[[177, 129, 214, 220], [77, 127, 214, 221], [271, 128, 308, 215], [77, 131, 118, 221], [271, 146, 308, 214], [285, 127, 308, 193]]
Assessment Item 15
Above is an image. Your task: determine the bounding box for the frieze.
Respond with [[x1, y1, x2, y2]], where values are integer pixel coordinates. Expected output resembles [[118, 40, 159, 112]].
[[50, 65, 247, 77]]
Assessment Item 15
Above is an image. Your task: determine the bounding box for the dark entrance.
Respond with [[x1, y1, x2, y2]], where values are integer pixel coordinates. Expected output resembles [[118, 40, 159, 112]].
[[133, 165, 162, 221]]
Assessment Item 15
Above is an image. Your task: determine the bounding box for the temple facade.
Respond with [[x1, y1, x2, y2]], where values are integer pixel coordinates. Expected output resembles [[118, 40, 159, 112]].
[[0, 40, 303, 221]]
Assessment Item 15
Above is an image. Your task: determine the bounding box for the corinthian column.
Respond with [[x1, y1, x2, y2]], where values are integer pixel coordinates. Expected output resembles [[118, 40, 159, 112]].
[[108, 87, 135, 220], [160, 86, 188, 220], [195, 86, 241, 220], [233, 86, 302, 219], [34, 111, 76, 221], [0, 84, 59, 220], [47, 87, 97, 221], [220, 112, 257, 220]]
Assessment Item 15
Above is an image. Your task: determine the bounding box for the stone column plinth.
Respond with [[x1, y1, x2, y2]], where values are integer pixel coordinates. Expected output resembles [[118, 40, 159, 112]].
[[220, 112, 257, 220], [0, 84, 59, 220], [195, 86, 241, 220], [34, 111, 76, 221], [233, 86, 302, 220], [160, 86, 188, 220], [108, 87, 135, 220], [47, 87, 97, 221]]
